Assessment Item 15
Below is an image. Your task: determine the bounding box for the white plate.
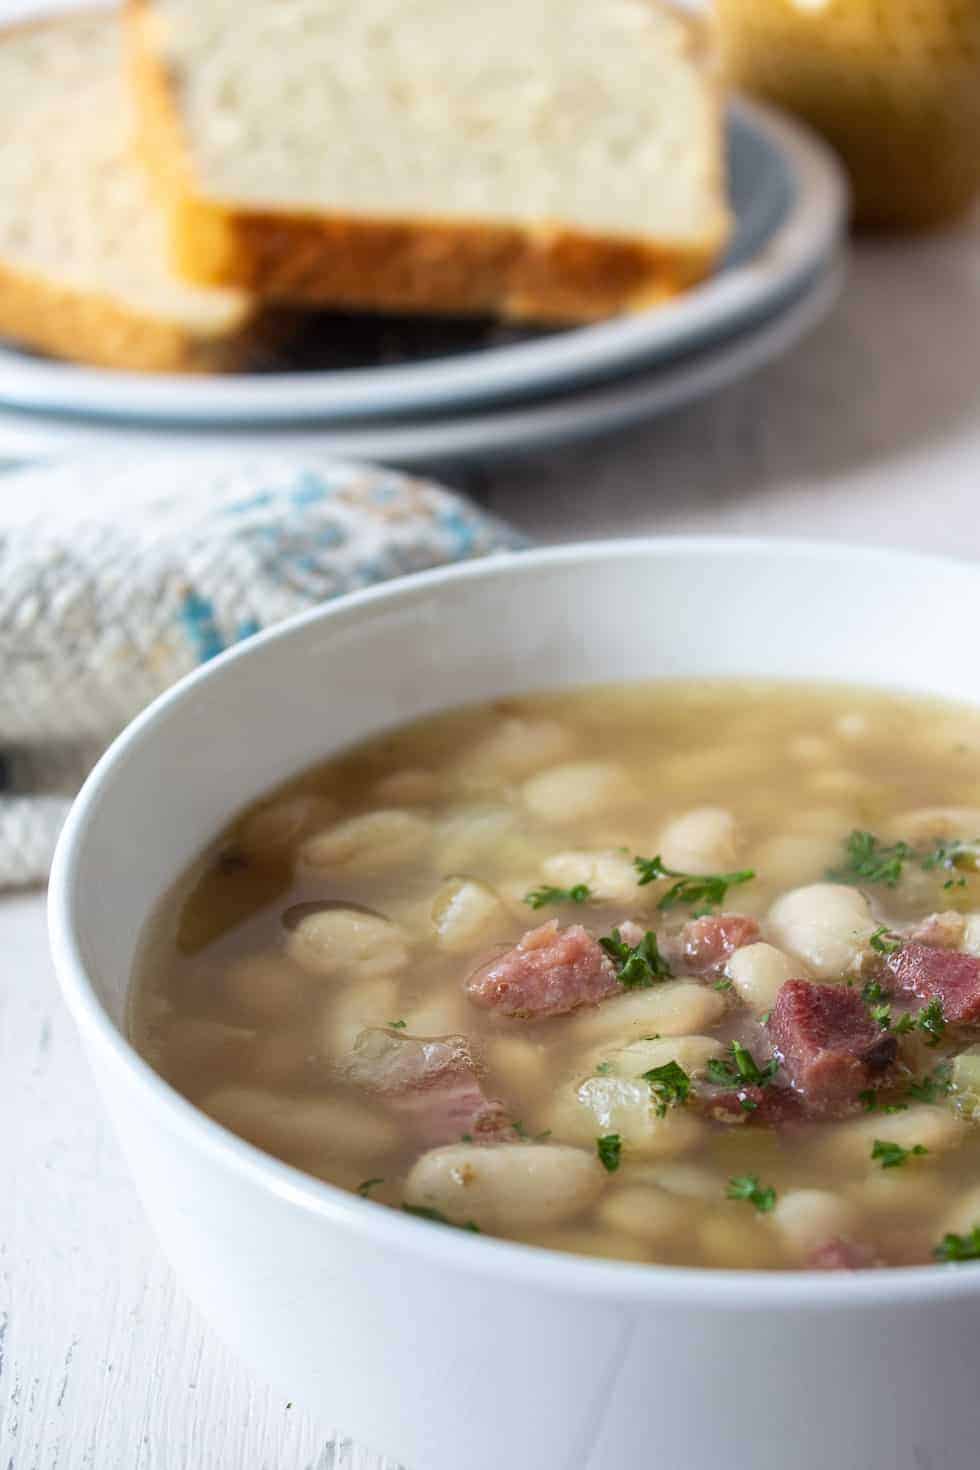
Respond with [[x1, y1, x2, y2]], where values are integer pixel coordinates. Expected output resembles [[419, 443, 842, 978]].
[[0, 260, 842, 469], [0, 101, 847, 425]]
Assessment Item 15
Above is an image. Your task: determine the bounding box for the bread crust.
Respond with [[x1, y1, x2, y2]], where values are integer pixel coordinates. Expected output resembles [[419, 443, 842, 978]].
[[0, 7, 271, 374], [126, 0, 730, 323], [0, 255, 262, 374]]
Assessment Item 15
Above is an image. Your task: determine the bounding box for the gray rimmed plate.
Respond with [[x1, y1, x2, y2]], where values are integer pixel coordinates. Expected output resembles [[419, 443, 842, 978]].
[[0, 256, 843, 468], [0, 99, 847, 426]]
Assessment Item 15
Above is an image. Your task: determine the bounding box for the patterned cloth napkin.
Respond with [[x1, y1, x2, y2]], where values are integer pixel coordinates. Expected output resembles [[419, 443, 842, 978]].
[[0, 453, 526, 888]]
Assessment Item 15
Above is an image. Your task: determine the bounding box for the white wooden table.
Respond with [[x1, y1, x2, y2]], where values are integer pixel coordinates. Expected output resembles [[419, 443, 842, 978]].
[[3, 210, 979, 1469]]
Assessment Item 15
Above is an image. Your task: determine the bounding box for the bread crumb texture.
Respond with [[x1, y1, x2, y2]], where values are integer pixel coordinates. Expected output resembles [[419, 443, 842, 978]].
[[129, 0, 730, 319]]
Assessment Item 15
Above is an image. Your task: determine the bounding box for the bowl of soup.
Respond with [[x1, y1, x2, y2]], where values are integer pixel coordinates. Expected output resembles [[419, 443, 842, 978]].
[[49, 539, 980, 1470]]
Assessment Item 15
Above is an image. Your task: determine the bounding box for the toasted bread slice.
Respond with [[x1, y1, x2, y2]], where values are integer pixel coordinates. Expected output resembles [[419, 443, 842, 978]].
[[0, 9, 268, 373], [126, 0, 730, 323]]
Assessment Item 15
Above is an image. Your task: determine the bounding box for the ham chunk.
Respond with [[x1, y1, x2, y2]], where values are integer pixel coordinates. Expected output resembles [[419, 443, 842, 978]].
[[700, 1083, 805, 1127], [344, 1028, 509, 1146], [465, 920, 618, 1018], [887, 941, 980, 1023], [678, 913, 760, 975], [768, 980, 897, 1114], [809, 1238, 879, 1271]]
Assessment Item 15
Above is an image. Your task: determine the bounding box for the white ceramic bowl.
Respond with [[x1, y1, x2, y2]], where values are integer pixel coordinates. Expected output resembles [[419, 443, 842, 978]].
[[49, 540, 980, 1470]]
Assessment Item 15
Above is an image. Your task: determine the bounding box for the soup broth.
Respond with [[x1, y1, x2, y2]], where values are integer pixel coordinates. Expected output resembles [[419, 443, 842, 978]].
[[130, 682, 980, 1271]]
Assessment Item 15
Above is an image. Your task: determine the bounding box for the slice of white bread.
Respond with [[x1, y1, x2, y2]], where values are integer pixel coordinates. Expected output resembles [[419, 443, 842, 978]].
[[126, 0, 731, 323], [0, 9, 267, 373]]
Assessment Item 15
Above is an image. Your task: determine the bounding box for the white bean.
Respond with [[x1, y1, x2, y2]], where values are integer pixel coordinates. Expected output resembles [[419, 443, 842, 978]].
[[550, 1075, 704, 1158], [530, 1227, 650, 1262], [299, 809, 431, 875], [569, 981, 726, 1046], [522, 761, 635, 824], [237, 793, 336, 862], [540, 848, 640, 904], [431, 876, 508, 952], [200, 1085, 396, 1159], [285, 907, 409, 981], [436, 806, 531, 871], [404, 1143, 603, 1231], [698, 1215, 777, 1269], [399, 994, 466, 1036], [772, 1189, 860, 1259], [657, 806, 737, 875], [820, 1104, 967, 1170], [846, 1170, 939, 1219], [488, 1036, 547, 1092], [960, 913, 980, 958], [767, 883, 875, 979], [146, 1017, 256, 1072], [647, 1161, 723, 1200], [222, 952, 307, 1022], [725, 942, 799, 1013], [248, 1030, 316, 1087], [324, 977, 400, 1056], [598, 1186, 688, 1243], [455, 717, 577, 786], [594, 1034, 724, 1080]]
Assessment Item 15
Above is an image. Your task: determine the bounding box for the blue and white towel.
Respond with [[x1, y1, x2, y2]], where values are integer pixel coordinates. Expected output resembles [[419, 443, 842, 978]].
[[0, 454, 526, 887]]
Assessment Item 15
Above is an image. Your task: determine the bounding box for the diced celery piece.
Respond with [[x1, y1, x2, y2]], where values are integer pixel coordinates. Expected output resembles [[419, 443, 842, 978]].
[[951, 1046, 980, 1120]]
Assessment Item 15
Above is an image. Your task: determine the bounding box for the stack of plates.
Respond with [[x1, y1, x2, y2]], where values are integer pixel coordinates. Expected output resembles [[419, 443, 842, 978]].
[[0, 100, 847, 469]]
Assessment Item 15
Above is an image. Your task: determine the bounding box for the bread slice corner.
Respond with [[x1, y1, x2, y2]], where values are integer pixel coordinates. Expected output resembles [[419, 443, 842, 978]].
[[0, 8, 269, 374]]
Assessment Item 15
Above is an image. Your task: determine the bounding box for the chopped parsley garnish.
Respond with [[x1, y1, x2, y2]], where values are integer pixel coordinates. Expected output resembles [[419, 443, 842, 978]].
[[869, 1001, 895, 1030], [869, 926, 903, 956], [596, 1133, 622, 1172], [828, 830, 912, 887], [870, 993, 942, 1039], [830, 829, 980, 891], [918, 997, 947, 1047], [388, 1018, 407, 1030], [713, 977, 734, 992], [641, 1060, 692, 1117], [707, 1040, 779, 1090], [594, 1061, 613, 1075], [921, 838, 980, 876], [599, 927, 672, 988], [460, 1132, 473, 1142], [534, 1129, 552, 1142], [871, 1138, 928, 1169], [512, 1119, 529, 1138], [907, 1064, 952, 1103], [726, 1175, 776, 1213], [934, 1226, 980, 1263], [860, 1092, 908, 1114], [633, 854, 755, 911], [357, 1177, 384, 1196], [524, 883, 592, 910], [403, 1205, 481, 1232]]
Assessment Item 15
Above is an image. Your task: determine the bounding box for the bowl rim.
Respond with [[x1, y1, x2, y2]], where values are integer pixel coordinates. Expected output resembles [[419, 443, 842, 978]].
[[48, 534, 980, 1309]]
